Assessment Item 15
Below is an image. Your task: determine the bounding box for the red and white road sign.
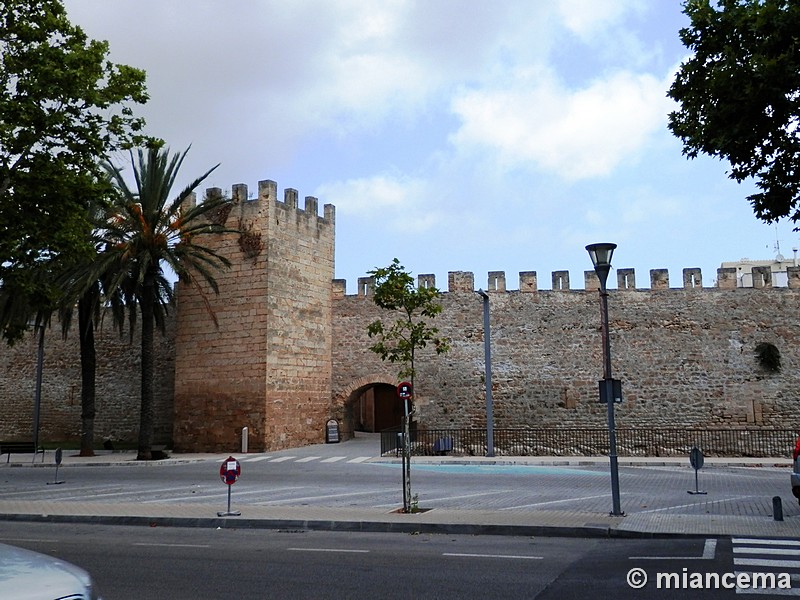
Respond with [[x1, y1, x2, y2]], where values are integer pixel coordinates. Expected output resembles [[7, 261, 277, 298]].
[[219, 456, 241, 485]]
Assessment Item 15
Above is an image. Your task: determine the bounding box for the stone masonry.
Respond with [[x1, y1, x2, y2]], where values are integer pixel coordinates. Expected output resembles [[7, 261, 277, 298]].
[[2, 177, 800, 452], [172, 181, 335, 452], [332, 269, 800, 436]]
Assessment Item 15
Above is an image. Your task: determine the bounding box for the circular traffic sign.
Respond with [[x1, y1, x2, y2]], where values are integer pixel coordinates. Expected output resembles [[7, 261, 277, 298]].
[[219, 456, 241, 485], [397, 381, 413, 399], [689, 447, 704, 470]]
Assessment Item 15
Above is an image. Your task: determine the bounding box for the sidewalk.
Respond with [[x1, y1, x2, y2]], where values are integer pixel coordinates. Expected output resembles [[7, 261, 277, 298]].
[[0, 445, 797, 539]]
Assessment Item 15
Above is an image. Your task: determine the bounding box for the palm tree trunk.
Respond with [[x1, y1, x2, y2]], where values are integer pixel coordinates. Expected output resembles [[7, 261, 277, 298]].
[[78, 290, 96, 457], [137, 278, 155, 460]]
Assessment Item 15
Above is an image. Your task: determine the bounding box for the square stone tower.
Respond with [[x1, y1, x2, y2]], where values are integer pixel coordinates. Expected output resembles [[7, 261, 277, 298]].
[[172, 180, 335, 452]]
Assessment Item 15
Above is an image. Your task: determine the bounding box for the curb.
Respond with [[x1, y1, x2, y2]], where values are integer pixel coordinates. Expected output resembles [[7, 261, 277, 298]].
[[0, 512, 723, 540]]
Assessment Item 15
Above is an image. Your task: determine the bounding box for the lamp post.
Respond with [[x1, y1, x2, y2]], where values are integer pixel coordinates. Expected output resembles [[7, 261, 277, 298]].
[[476, 290, 495, 457], [586, 242, 623, 517]]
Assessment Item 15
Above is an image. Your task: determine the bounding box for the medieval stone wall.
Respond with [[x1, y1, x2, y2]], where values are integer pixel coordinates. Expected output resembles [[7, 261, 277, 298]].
[[172, 180, 335, 452], [332, 268, 800, 433], [0, 319, 174, 445], [5, 176, 800, 453]]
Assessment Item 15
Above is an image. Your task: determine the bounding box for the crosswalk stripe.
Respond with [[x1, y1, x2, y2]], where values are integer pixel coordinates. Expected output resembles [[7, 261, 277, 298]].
[[270, 456, 296, 463], [735, 547, 800, 556], [347, 457, 372, 463], [296, 456, 321, 463], [320, 456, 346, 463], [243, 456, 271, 462], [733, 539, 800, 547], [733, 558, 800, 569], [733, 573, 800, 596]]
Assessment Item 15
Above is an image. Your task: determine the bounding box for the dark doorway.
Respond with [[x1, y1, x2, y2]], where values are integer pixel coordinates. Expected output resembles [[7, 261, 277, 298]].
[[352, 383, 403, 432]]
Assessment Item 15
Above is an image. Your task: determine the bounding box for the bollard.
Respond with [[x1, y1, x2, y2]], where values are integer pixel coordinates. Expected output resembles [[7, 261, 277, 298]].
[[773, 496, 784, 522], [241, 427, 249, 454]]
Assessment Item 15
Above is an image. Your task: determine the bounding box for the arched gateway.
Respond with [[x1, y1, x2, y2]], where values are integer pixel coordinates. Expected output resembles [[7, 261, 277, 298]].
[[335, 375, 404, 437]]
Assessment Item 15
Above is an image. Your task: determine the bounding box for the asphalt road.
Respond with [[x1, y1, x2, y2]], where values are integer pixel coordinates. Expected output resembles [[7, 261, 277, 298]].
[[2, 522, 798, 599]]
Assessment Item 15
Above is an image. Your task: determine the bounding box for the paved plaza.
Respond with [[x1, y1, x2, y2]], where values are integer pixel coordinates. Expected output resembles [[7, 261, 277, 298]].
[[0, 433, 797, 539]]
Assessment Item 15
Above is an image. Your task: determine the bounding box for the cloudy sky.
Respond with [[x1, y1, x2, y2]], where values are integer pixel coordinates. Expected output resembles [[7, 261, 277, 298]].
[[64, 0, 791, 293]]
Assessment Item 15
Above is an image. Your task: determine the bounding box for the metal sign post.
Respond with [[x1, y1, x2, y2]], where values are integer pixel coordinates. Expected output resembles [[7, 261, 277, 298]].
[[217, 456, 242, 516], [688, 447, 707, 495], [397, 382, 413, 513], [47, 448, 64, 485]]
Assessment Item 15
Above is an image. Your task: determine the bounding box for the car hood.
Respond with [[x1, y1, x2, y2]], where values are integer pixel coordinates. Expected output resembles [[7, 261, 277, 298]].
[[0, 542, 95, 600]]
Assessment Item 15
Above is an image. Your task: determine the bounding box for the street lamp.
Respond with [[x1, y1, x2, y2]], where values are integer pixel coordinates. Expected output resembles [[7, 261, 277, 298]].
[[586, 242, 623, 517]]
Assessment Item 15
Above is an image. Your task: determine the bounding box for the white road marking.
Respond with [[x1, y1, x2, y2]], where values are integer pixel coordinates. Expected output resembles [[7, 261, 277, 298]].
[[373, 490, 508, 509], [139, 486, 306, 503], [733, 572, 800, 596], [733, 558, 800, 569], [133, 543, 210, 549], [295, 456, 321, 463], [347, 457, 372, 463], [630, 538, 717, 560], [242, 456, 271, 462], [288, 548, 369, 554], [253, 490, 378, 505], [269, 456, 296, 463], [735, 547, 800, 556], [638, 495, 760, 514], [443, 553, 543, 560], [320, 456, 346, 463], [52, 486, 188, 501], [500, 493, 611, 510], [732, 539, 800, 547]]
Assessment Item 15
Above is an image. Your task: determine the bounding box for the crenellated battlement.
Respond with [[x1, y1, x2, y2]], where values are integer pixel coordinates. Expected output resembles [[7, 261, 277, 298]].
[[184, 179, 335, 230], [332, 266, 800, 296]]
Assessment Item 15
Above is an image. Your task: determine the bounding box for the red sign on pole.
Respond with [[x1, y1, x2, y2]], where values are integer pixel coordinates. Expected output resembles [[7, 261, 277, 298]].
[[219, 456, 241, 485], [396, 382, 413, 399]]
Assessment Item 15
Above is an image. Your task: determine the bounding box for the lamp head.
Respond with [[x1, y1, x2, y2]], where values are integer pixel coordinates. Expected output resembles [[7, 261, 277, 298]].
[[586, 243, 616, 269], [586, 242, 616, 288]]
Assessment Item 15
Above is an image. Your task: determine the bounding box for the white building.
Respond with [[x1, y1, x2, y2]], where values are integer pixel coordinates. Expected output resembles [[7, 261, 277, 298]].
[[720, 251, 800, 287]]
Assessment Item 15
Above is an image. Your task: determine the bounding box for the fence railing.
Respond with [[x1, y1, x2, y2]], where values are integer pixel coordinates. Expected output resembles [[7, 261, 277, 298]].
[[379, 427, 798, 458]]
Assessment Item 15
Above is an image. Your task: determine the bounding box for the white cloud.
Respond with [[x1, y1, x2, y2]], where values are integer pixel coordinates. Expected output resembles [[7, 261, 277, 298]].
[[557, 0, 642, 39], [450, 68, 673, 180], [315, 174, 448, 233]]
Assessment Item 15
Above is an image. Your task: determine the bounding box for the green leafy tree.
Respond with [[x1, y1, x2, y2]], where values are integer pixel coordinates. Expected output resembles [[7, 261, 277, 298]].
[[668, 0, 800, 223], [0, 0, 148, 338], [367, 258, 449, 512], [367, 259, 450, 384], [0, 0, 148, 454], [89, 146, 233, 460]]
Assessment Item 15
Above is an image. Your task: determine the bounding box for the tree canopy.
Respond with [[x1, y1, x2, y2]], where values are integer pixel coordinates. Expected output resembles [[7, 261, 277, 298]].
[[668, 0, 800, 223], [367, 258, 450, 384], [0, 0, 149, 338], [94, 146, 233, 459]]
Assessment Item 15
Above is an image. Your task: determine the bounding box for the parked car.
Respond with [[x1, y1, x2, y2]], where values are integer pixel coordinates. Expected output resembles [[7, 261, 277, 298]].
[[0, 541, 101, 600], [792, 437, 800, 505]]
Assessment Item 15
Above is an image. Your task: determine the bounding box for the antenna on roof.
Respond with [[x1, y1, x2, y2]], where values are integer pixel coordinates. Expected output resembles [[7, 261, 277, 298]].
[[774, 224, 784, 261]]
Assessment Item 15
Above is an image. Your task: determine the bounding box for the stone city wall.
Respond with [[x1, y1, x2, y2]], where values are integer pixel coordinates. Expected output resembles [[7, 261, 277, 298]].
[[332, 267, 800, 434], [3, 260, 799, 450], [0, 318, 175, 445]]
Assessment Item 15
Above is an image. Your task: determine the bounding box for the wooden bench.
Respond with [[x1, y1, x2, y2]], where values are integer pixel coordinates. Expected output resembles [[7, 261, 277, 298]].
[[0, 441, 45, 463]]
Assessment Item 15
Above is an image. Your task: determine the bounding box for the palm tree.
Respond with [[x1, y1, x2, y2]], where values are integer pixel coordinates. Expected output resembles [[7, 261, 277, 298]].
[[94, 146, 232, 460]]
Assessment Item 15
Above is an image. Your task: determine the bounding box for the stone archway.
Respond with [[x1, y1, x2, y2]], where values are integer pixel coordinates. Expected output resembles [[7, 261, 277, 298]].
[[351, 383, 402, 433], [335, 375, 403, 435]]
